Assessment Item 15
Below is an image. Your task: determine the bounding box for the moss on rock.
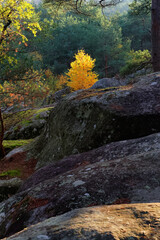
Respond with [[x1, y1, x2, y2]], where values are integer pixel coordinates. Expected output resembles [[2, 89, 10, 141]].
[[3, 139, 33, 152], [3, 107, 53, 140]]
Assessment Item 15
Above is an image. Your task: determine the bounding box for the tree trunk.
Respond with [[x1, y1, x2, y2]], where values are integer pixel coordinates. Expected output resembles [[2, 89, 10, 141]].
[[105, 55, 108, 77], [151, 0, 160, 71], [0, 108, 5, 158]]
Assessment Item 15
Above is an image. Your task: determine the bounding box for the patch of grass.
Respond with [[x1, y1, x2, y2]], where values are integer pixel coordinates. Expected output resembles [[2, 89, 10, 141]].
[[3, 139, 34, 150], [0, 169, 21, 177], [3, 107, 53, 132]]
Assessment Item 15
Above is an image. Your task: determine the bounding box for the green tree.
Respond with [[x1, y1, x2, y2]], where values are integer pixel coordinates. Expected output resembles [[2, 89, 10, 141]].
[[34, 6, 130, 77], [130, 0, 160, 72], [120, 49, 151, 76], [117, 12, 151, 51]]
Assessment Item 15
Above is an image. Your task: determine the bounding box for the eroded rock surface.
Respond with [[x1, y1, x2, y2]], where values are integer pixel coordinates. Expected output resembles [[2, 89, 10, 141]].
[[0, 132, 160, 238], [90, 77, 126, 89], [2, 203, 160, 240], [30, 72, 160, 168], [4, 107, 53, 140], [1, 73, 160, 240]]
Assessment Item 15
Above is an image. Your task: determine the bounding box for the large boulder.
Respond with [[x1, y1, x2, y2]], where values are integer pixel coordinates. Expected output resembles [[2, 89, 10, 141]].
[[2, 203, 160, 240], [90, 77, 126, 89], [30, 72, 160, 168], [42, 87, 71, 105], [0, 132, 160, 238], [4, 107, 53, 140], [0, 178, 23, 202]]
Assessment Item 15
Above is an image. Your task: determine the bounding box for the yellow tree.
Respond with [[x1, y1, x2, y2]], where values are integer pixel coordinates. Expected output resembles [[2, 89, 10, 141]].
[[0, 0, 41, 158], [67, 50, 98, 91], [0, 0, 41, 63]]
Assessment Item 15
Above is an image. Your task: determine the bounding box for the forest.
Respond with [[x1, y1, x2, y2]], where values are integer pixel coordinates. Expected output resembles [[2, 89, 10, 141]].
[[0, 2, 160, 239], [0, 0, 152, 110]]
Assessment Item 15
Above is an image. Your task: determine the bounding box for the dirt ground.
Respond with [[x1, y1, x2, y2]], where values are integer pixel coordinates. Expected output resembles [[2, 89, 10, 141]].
[[0, 151, 37, 180]]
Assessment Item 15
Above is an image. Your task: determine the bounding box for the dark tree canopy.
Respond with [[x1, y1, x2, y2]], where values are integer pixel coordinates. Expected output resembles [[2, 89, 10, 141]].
[[44, 0, 123, 13]]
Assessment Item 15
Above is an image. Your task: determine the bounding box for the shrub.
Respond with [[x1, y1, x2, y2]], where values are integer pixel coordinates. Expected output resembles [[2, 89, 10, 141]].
[[120, 50, 151, 76]]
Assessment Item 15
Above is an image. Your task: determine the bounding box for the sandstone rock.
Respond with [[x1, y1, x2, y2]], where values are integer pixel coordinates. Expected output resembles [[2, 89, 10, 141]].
[[2, 203, 160, 240], [30, 72, 160, 168], [0, 132, 160, 238]]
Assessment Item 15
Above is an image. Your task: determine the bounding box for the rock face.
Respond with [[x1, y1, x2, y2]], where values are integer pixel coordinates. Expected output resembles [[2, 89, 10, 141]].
[[2, 203, 160, 240], [31, 72, 160, 168], [1, 73, 160, 240], [42, 87, 71, 105], [0, 178, 23, 203], [90, 77, 126, 89], [4, 107, 53, 140], [0, 132, 160, 238]]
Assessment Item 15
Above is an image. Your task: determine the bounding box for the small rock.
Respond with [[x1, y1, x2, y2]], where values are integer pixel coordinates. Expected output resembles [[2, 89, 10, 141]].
[[37, 235, 50, 240], [84, 193, 90, 197], [73, 180, 85, 187]]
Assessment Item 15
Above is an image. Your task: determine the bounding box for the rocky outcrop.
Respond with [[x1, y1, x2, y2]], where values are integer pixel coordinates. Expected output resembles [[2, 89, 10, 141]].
[[30, 72, 160, 168], [0, 178, 23, 203], [2, 203, 160, 240], [42, 87, 71, 105], [0, 132, 160, 238], [4, 107, 53, 140], [90, 77, 126, 89], [1, 73, 160, 239]]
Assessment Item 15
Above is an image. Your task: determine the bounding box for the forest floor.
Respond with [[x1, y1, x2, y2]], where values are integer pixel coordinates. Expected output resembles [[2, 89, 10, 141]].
[[0, 151, 37, 180]]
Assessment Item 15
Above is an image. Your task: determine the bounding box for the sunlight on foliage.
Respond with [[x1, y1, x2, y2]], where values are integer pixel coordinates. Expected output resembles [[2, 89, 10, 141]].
[[67, 50, 98, 91], [45, 70, 68, 91], [0, 71, 50, 108], [0, 0, 41, 63], [120, 50, 151, 76], [55, 75, 68, 90]]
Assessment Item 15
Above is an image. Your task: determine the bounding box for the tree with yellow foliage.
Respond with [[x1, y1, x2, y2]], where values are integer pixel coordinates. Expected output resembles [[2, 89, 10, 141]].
[[0, 0, 41, 63], [0, 0, 41, 158], [67, 50, 98, 91]]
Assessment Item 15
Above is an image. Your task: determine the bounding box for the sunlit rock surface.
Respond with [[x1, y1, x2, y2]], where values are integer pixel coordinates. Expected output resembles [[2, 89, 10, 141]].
[[2, 203, 160, 240]]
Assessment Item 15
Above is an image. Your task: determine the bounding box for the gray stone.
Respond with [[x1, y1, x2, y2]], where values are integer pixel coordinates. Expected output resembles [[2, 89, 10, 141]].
[[90, 77, 125, 89], [29, 72, 160, 168], [0, 132, 160, 238], [4, 108, 53, 140], [0, 178, 23, 202]]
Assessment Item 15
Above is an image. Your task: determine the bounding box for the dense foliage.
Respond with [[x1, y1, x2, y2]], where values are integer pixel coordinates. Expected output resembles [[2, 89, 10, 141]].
[[0, 0, 41, 64], [0, 0, 154, 157], [33, 6, 130, 78], [120, 49, 151, 76], [0, 0, 152, 108], [129, 0, 151, 15], [0, 71, 49, 108]]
